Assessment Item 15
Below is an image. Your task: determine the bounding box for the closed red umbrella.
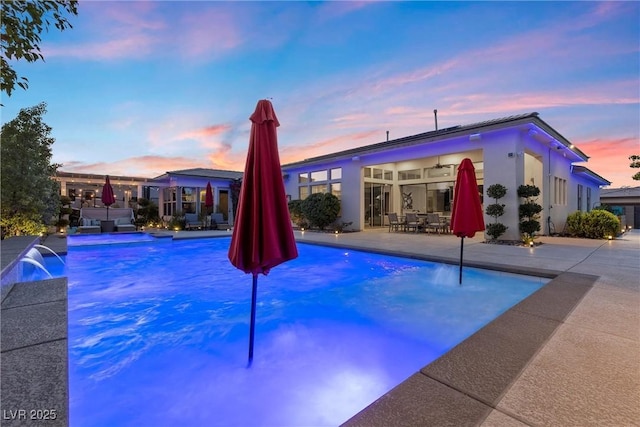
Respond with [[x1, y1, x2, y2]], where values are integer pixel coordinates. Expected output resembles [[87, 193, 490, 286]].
[[228, 99, 298, 365], [450, 158, 485, 284], [101, 175, 116, 220], [205, 182, 214, 210], [205, 182, 214, 229]]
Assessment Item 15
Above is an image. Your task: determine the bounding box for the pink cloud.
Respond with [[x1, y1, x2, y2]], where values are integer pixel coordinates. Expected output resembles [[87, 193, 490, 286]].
[[573, 137, 640, 188], [280, 130, 380, 164], [179, 124, 232, 140], [61, 155, 211, 178]]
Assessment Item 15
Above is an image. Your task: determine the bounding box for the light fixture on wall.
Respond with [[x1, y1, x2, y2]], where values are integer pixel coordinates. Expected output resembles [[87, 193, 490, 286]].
[[469, 133, 481, 141], [434, 155, 443, 168]]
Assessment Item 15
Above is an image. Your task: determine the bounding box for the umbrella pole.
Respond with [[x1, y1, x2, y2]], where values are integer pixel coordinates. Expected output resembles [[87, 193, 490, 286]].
[[248, 274, 258, 367], [459, 236, 464, 285]]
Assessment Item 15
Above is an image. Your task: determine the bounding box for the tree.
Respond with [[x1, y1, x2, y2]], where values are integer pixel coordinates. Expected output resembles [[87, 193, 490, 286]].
[[1, 1, 79, 97], [301, 193, 341, 230], [1, 102, 61, 237], [629, 155, 640, 181]]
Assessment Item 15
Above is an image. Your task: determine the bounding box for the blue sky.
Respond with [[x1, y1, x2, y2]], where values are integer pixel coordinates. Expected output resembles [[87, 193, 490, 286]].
[[2, 1, 638, 187]]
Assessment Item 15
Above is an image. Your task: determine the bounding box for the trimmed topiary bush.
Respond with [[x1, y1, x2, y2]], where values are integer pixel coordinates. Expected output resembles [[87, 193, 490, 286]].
[[301, 193, 341, 230], [517, 184, 542, 244], [485, 183, 508, 240]]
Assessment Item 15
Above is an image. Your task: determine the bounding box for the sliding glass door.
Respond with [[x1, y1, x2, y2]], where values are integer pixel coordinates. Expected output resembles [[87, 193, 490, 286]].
[[364, 183, 391, 228]]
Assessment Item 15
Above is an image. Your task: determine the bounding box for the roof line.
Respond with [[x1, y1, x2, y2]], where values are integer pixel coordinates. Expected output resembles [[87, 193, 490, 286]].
[[283, 112, 545, 167]]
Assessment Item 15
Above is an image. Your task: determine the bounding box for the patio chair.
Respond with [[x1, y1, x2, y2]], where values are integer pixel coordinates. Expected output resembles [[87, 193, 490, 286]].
[[387, 213, 404, 232], [405, 212, 421, 233], [424, 213, 442, 234]]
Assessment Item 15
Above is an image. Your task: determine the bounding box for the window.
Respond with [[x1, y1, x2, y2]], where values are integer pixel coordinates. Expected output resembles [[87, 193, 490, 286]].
[[365, 167, 393, 180], [181, 187, 197, 213], [163, 187, 177, 216], [311, 184, 327, 194], [426, 166, 453, 178], [298, 173, 309, 184], [577, 184, 583, 211], [586, 187, 592, 212], [299, 186, 309, 200], [330, 168, 342, 180], [310, 170, 327, 182], [331, 183, 341, 199], [399, 169, 421, 180], [554, 177, 567, 205]]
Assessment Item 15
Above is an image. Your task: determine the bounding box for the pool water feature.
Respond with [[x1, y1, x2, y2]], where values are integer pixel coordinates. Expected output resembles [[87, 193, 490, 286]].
[[67, 237, 547, 426], [68, 232, 159, 247]]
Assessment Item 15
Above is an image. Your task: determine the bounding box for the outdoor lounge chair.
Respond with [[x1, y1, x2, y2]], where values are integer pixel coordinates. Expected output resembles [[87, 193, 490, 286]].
[[185, 213, 203, 230], [78, 217, 101, 234], [387, 213, 404, 232], [115, 217, 136, 232]]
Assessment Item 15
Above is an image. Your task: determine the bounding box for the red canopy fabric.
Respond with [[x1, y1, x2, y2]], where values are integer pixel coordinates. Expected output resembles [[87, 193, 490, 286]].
[[451, 158, 485, 238], [205, 182, 214, 210], [101, 175, 116, 207], [228, 99, 298, 276]]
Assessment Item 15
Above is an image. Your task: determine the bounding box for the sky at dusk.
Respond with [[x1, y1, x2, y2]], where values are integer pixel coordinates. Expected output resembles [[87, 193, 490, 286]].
[[1, 1, 638, 188]]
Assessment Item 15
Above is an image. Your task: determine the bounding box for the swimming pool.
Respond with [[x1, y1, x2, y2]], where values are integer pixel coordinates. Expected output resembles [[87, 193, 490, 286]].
[[65, 236, 547, 426]]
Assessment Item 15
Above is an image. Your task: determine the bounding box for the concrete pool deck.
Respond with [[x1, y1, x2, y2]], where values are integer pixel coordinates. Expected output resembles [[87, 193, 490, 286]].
[[1, 229, 638, 426]]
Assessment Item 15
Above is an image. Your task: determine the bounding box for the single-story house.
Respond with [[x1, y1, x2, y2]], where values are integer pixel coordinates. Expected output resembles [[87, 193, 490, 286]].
[[55, 171, 157, 209], [599, 186, 640, 229], [151, 168, 243, 225], [281, 112, 611, 240]]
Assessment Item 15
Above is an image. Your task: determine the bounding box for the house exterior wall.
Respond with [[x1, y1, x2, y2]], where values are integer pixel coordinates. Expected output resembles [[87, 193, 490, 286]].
[[153, 174, 236, 224], [283, 116, 608, 240]]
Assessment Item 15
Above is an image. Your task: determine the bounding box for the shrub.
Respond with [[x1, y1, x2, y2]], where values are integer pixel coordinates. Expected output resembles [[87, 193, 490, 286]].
[[565, 211, 585, 236], [565, 210, 620, 239], [0, 212, 47, 237], [137, 198, 160, 224], [301, 193, 341, 230], [288, 199, 306, 228], [583, 210, 620, 238], [167, 211, 186, 230]]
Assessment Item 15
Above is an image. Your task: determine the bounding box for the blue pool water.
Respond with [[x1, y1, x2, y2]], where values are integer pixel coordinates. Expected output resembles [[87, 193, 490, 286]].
[[62, 236, 547, 426]]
